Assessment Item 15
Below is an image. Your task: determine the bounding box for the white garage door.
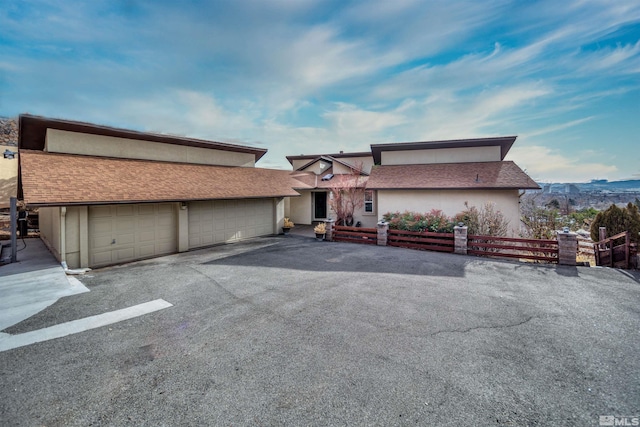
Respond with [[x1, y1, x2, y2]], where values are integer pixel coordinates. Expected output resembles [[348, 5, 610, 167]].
[[89, 203, 177, 268], [188, 199, 274, 249]]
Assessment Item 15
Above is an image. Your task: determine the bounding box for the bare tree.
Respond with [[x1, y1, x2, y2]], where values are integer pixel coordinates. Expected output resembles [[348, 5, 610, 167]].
[[328, 162, 365, 226]]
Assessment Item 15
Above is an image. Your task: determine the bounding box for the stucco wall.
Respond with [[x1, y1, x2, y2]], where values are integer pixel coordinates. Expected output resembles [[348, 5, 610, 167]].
[[351, 191, 378, 228], [274, 197, 285, 234], [64, 206, 81, 269], [45, 129, 256, 167], [377, 189, 521, 236], [288, 191, 312, 225], [286, 189, 377, 227], [296, 159, 332, 174], [332, 156, 374, 174], [292, 156, 374, 174], [381, 146, 501, 165], [38, 207, 61, 261]]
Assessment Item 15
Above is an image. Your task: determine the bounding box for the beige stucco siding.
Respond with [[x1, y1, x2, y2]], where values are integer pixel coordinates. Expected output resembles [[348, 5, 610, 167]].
[[332, 156, 374, 174], [381, 146, 501, 165], [351, 192, 378, 228], [291, 159, 309, 170], [287, 189, 377, 227], [288, 191, 312, 225], [64, 206, 81, 268], [296, 160, 331, 174], [377, 189, 521, 236], [45, 129, 255, 167], [38, 207, 61, 261], [38, 206, 88, 268]]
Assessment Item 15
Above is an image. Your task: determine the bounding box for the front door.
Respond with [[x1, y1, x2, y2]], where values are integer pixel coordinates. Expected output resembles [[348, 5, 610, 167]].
[[313, 192, 327, 220]]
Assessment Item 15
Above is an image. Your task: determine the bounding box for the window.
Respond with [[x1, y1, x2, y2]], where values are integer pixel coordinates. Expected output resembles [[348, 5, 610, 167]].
[[364, 190, 374, 213]]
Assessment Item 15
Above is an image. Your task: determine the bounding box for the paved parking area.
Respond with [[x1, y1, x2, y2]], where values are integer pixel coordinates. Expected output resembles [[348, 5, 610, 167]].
[[1, 235, 639, 426]]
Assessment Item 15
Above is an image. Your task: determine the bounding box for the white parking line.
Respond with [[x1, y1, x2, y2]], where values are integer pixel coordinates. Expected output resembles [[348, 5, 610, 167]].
[[0, 299, 173, 352]]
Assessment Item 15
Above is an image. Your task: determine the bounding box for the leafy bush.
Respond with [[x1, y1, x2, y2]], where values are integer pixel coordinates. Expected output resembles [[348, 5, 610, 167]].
[[383, 209, 454, 233], [453, 202, 509, 236], [590, 203, 640, 244]]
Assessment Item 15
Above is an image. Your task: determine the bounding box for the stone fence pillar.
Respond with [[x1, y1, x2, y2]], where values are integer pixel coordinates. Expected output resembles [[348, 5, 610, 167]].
[[454, 225, 468, 255], [557, 231, 578, 266], [324, 219, 335, 242], [377, 221, 388, 246]]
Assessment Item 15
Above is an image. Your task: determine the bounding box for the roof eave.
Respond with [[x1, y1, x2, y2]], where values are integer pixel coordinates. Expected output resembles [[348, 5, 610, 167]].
[[23, 193, 301, 207], [18, 114, 268, 162], [286, 151, 372, 165], [370, 136, 518, 164], [367, 185, 540, 191]]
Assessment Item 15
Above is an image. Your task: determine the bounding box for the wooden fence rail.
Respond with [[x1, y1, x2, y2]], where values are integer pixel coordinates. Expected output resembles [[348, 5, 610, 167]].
[[594, 231, 630, 269], [333, 225, 377, 245], [468, 234, 559, 263], [577, 237, 595, 256], [388, 229, 454, 252]]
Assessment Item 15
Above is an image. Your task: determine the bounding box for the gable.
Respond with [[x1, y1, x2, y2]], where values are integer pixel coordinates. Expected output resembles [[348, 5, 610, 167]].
[[296, 157, 333, 174]]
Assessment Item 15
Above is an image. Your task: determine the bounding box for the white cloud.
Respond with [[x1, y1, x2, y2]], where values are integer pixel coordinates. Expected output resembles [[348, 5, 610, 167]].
[[521, 117, 594, 138], [114, 90, 257, 143], [508, 145, 618, 182], [578, 40, 640, 73], [323, 103, 407, 136]]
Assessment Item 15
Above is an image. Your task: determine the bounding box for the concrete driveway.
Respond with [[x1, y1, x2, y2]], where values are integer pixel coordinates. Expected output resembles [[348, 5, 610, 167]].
[[1, 235, 639, 426]]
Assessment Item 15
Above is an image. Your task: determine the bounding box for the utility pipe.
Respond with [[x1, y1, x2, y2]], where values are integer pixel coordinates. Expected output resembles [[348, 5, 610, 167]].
[[10, 197, 17, 263], [60, 206, 66, 265]]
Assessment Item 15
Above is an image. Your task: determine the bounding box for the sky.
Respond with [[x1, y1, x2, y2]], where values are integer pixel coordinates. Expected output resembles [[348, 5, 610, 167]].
[[1, 0, 639, 183]]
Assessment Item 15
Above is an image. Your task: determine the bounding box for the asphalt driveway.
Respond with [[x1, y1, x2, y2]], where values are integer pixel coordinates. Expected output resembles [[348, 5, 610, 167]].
[[1, 235, 639, 426]]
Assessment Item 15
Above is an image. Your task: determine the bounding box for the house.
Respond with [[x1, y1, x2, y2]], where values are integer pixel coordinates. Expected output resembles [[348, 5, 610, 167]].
[[286, 137, 540, 234], [285, 151, 377, 227], [17, 113, 539, 269], [17, 114, 299, 269], [285, 152, 377, 227]]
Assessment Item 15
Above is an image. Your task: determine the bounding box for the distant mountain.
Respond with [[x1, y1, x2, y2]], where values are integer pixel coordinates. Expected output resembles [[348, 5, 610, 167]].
[[0, 117, 18, 146], [538, 180, 640, 194]]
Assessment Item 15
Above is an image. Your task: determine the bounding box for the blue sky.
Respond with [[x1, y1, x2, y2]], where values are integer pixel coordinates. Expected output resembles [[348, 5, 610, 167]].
[[1, 0, 639, 182]]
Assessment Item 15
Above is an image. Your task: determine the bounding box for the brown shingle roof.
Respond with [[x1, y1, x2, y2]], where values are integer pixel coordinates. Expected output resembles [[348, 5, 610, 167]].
[[366, 162, 539, 190], [289, 171, 317, 189], [20, 150, 301, 206], [288, 171, 368, 189], [286, 151, 371, 165]]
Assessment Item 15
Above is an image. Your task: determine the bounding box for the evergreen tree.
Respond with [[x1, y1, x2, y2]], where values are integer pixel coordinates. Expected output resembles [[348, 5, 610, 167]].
[[590, 203, 640, 244]]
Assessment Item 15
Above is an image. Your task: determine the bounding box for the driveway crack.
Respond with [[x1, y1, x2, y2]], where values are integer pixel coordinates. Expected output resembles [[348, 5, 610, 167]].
[[428, 315, 536, 337]]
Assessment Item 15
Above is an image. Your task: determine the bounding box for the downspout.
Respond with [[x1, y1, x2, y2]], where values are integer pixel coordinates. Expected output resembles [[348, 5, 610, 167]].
[[59, 206, 91, 274], [60, 206, 67, 268]]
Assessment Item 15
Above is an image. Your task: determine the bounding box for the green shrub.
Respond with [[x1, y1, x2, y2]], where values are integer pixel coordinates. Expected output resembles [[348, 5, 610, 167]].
[[590, 203, 640, 244], [383, 210, 454, 233]]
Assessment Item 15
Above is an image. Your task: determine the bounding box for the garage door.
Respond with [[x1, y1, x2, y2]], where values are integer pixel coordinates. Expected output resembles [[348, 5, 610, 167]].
[[188, 199, 274, 249], [89, 203, 177, 268]]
